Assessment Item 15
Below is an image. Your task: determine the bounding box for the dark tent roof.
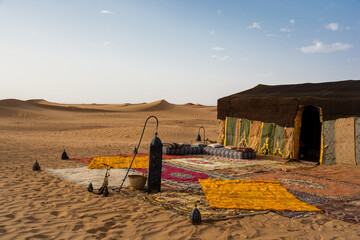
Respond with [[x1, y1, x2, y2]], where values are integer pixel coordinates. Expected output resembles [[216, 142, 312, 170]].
[[217, 80, 360, 127]]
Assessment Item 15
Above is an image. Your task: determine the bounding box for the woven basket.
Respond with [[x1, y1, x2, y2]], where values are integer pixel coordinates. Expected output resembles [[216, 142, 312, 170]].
[[128, 175, 147, 190]]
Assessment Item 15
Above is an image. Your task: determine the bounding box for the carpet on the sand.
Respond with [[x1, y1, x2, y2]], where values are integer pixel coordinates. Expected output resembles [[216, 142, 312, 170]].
[[70, 154, 200, 164], [88, 156, 149, 169], [121, 188, 270, 221], [289, 166, 360, 185], [249, 172, 360, 199], [164, 156, 277, 170], [199, 179, 321, 212], [316, 195, 360, 224], [134, 164, 235, 189], [45, 167, 141, 189]]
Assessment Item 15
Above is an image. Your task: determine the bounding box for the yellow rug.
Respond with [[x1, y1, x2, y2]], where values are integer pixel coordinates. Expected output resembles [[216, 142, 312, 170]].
[[199, 179, 322, 212], [88, 156, 149, 169]]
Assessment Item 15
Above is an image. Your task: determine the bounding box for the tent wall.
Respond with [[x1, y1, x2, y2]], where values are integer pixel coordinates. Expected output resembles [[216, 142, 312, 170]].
[[321, 117, 359, 165], [322, 120, 336, 165], [355, 118, 360, 165], [221, 117, 295, 158]]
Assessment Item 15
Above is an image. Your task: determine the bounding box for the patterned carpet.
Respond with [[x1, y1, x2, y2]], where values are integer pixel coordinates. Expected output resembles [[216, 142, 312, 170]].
[[248, 171, 360, 222], [134, 163, 235, 189], [120, 187, 269, 221]]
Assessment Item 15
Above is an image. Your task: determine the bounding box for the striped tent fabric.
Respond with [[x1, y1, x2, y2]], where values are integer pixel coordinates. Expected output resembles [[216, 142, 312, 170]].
[[225, 117, 237, 146]]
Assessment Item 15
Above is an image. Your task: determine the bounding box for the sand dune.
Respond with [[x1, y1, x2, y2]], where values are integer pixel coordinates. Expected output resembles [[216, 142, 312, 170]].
[[0, 99, 359, 239]]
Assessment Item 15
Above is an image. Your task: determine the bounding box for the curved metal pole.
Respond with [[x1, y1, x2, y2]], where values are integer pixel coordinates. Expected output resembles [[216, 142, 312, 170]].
[[198, 126, 205, 143], [118, 116, 159, 192]]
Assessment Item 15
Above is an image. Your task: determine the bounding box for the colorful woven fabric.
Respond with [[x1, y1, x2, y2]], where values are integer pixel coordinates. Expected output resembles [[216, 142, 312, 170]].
[[165, 158, 241, 170], [141, 189, 269, 221], [199, 179, 322, 212], [249, 171, 360, 199], [88, 156, 149, 169]]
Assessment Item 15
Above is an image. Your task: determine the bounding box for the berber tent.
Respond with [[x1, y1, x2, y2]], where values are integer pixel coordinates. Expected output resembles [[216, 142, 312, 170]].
[[217, 80, 360, 165]]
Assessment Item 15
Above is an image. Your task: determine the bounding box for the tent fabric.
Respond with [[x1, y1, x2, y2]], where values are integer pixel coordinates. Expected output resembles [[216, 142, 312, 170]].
[[238, 118, 251, 148], [248, 121, 262, 151], [217, 119, 225, 144], [225, 117, 237, 146], [234, 118, 242, 147], [356, 118, 360, 166], [284, 127, 295, 159], [335, 118, 356, 165], [259, 123, 275, 155], [218, 80, 360, 127], [273, 125, 285, 157], [322, 120, 336, 165]]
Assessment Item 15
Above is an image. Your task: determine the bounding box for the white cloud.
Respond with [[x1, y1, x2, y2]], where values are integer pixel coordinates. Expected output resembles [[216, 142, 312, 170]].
[[347, 58, 357, 62], [290, 19, 295, 25], [103, 41, 112, 46], [324, 23, 339, 31], [346, 26, 350, 30], [280, 28, 292, 32], [101, 10, 114, 15], [247, 22, 261, 29], [299, 40, 353, 53], [212, 46, 225, 51], [209, 30, 215, 36], [239, 57, 249, 61], [211, 55, 229, 61]]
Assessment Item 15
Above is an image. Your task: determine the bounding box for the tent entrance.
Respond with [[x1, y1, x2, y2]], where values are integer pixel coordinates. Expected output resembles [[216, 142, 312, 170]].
[[299, 106, 321, 162]]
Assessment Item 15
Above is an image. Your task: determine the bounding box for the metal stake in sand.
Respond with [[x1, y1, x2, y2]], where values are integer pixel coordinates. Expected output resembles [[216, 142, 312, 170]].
[[118, 116, 161, 192]]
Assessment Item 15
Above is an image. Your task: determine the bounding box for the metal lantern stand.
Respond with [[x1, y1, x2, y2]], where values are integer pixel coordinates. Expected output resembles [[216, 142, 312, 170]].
[[118, 116, 163, 193], [196, 126, 206, 143]]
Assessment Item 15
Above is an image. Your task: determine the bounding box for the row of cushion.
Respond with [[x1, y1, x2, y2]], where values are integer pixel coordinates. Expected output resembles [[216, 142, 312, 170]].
[[163, 146, 204, 155], [163, 145, 256, 159], [203, 146, 256, 159]]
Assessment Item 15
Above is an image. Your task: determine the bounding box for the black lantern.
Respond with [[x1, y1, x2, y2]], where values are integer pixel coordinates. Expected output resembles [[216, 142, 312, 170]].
[[33, 160, 41, 171], [61, 149, 69, 160], [190, 201, 202, 225], [118, 116, 162, 193], [147, 132, 163, 193], [88, 183, 93, 192], [196, 126, 205, 143]]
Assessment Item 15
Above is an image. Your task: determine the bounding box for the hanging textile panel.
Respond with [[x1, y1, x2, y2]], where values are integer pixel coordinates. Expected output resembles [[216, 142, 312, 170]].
[[283, 127, 295, 159], [233, 118, 242, 147], [259, 123, 275, 155], [322, 120, 336, 165], [272, 125, 285, 157], [238, 118, 251, 148], [217, 119, 225, 144], [248, 121, 262, 151], [335, 118, 356, 165], [199, 179, 321, 212], [225, 117, 237, 146], [355, 118, 360, 166]]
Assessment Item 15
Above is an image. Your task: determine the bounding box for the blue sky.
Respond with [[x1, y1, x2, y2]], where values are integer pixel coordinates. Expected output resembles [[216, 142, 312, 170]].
[[0, 0, 359, 105]]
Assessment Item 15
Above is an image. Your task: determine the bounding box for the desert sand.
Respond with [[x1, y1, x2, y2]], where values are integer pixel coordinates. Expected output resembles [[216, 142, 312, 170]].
[[0, 99, 359, 240]]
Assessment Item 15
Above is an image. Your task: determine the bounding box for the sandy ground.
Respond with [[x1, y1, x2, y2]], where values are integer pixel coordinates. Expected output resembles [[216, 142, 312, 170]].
[[0, 99, 359, 240]]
